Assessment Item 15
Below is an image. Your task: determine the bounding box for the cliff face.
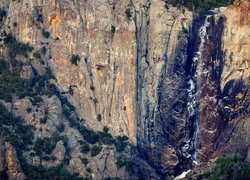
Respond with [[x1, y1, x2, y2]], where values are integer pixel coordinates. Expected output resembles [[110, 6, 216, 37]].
[[0, 0, 249, 179], [3, 0, 137, 141], [196, 0, 250, 161]]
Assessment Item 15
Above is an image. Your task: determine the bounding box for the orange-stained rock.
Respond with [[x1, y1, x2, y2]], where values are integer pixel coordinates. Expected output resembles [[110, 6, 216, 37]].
[[5, 142, 25, 180]]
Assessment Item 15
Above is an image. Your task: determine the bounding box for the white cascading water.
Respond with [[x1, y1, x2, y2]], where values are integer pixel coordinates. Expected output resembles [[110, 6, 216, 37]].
[[187, 16, 212, 165]]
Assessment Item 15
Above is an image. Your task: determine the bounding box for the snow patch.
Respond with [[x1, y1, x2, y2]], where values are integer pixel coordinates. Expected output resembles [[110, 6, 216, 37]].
[[174, 170, 192, 180]]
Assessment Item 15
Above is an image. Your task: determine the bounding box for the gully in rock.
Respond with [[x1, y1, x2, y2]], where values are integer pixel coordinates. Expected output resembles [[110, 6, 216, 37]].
[[187, 15, 212, 164]]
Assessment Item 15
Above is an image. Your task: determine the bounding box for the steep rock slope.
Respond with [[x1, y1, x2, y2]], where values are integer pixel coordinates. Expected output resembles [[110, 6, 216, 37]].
[[0, 0, 249, 179]]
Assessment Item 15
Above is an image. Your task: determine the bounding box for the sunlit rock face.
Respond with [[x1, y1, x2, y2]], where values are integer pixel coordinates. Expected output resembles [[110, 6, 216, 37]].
[[1, 0, 137, 142], [0, 0, 249, 179]]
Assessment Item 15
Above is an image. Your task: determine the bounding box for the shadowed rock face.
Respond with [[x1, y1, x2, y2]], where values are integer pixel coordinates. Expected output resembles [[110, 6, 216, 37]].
[[136, 0, 250, 177], [0, 0, 249, 179]]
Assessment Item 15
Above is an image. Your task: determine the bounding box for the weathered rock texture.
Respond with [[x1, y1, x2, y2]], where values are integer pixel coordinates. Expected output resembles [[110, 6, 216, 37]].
[[0, 0, 249, 179], [0, 141, 25, 180]]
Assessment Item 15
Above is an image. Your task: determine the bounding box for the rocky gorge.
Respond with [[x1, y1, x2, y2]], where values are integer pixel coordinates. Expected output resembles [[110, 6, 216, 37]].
[[0, 0, 249, 179]]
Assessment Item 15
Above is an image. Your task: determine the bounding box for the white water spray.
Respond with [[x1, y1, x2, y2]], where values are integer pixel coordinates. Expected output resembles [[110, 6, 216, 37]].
[[187, 16, 212, 164]]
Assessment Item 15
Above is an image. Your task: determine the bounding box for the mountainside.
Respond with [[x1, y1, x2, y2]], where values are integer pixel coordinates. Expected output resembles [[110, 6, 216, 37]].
[[0, 0, 249, 179]]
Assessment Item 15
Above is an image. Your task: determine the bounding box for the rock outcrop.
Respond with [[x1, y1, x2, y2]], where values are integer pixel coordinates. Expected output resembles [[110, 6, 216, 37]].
[[0, 141, 25, 180], [0, 0, 249, 179]]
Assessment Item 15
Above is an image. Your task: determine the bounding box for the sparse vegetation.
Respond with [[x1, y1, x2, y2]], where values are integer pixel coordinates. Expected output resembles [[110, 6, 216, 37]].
[[29, 96, 43, 106], [34, 137, 57, 156], [0, 35, 83, 179], [115, 136, 128, 152], [99, 127, 115, 145], [70, 54, 80, 66], [81, 143, 90, 154], [111, 25, 116, 33], [42, 29, 50, 38], [80, 126, 99, 144], [90, 85, 95, 91], [0, 103, 34, 151], [57, 123, 65, 133], [33, 52, 41, 59], [182, 26, 188, 34], [0, 9, 7, 21], [26, 107, 32, 113], [13, 22, 17, 27], [0, 33, 138, 178], [69, 85, 74, 95], [4, 33, 33, 58], [116, 157, 127, 168], [116, 155, 134, 172], [39, 116, 47, 124], [125, 8, 132, 19], [97, 114, 102, 121], [208, 154, 250, 180], [17, 162, 81, 179], [80, 157, 89, 166], [166, 0, 235, 12], [86, 167, 91, 173], [0, 59, 33, 102], [90, 145, 102, 156]]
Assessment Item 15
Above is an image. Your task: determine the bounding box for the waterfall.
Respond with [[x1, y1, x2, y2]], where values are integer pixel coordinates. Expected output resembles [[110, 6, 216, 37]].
[[187, 15, 212, 164]]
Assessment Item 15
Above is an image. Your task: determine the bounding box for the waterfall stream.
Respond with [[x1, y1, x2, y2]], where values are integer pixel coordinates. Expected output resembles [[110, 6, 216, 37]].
[[187, 15, 212, 164]]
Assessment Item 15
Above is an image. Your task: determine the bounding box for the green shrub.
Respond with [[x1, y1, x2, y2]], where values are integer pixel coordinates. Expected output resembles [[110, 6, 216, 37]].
[[97, 114, 102, 121], [167, 0, 235, 12], [42, 155, 52, 161], [57, 123, 65, 133], [104, 178, 112, 180], [125, 8, 132, 19], [103, 126, 109, 134], [4, 33, 33, 58], [102, 136, 115, 145], [117, 135, 129, 142], [0, 9, 7, 21], [111, 25, 116, 33], [116, 156, 127, 168], [0, 103, 34, 149], [90, 146, 102, 157], [18, 162, 81, 179], [0, 59, 7, 71], [69, 86, 74, 95], [34, 137, 57, 155], [41, 46, 47, 54], [115, 141, 127, 152], [80, 126, 99, 144], [0, 59, 32, 102], [81, 143, 90, 154], [0, 169, 8, 180], [115, 135, 128, 152], [62, 104, 71, 119], [125, 161, 134, 172], [30, 152, 36, 157], [70, 54, 80, 66], [98, 128, 115, 145], [26, 107, 32, 113], [39, 116, 47, 124], [86, 167, 91, 173], [90, 85, 95, 91], [116, 156, 134, 172], [80, 157, 88, 166], [208, 154, 250, 180], [29, 96, 43, 106], [33, 52, 41, 59], [43, 83, 58, 98], [42, 29, 50, 38], [182, 27, 188, 34]]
